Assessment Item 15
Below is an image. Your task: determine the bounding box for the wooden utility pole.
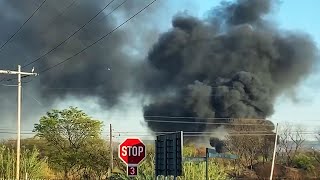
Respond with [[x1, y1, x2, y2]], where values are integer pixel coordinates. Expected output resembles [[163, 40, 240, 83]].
[[270, 123, 279, 180], [110, 124, 113, 174], [0, 65, 37, 180]]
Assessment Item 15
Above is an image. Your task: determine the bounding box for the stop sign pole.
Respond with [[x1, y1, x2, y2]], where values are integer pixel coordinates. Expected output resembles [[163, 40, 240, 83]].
[[118, 138, 146, 177]]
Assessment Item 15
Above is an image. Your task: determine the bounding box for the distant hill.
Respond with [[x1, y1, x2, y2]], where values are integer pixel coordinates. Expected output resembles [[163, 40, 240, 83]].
[[302, 141, 320, 150]]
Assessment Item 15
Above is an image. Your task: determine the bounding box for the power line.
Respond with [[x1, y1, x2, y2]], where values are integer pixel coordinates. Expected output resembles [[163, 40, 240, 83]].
[[34, 80, 221, 89], [22, 87, 43, 106], [0, 129, 318, 139], [114, 134, 274, 137], [0, 131, 318, 136], [0, 83, 17, 87], [144, 116, 267, 121], [0, 129, 318, 134], [40, 0, 79, 31], [39, 0, 157, 74], [114, 132, 320, 137], [24, 83, 222, 91], [0, 0, 47, 53], [22, 0, 116, 68], [120, 116, 320, 123], [0, 76, 6, 82], [21, 0, 79, 67], [89, 0, 128, 29], [144, 120, 275, 126], [114, 131, 320, 134], [0, 132, 275, 136], [0, 132, 35, 135]]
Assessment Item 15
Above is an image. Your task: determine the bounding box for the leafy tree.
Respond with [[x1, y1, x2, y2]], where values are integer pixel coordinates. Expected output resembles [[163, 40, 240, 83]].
[[78, 138, 110, 179], [33, 107, 103, 179]]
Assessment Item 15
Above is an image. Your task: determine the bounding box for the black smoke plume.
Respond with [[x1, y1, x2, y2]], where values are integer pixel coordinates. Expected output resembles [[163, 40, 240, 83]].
[[143, 0, 317, 139], [0, 0, 318, 143], [0, 0, 162, 129], [209, 137, 225, 153]]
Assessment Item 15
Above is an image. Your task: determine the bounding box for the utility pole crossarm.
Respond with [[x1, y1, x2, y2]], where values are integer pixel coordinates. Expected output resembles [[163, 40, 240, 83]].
[[0, 69, 38, 76]]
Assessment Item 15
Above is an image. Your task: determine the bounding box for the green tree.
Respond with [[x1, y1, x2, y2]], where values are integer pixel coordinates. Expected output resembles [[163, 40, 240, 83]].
[[33, 107, 103, 179], [78, 138, 110, 179]]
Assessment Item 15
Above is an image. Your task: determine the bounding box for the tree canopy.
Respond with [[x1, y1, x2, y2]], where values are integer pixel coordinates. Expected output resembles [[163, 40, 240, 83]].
[[33, 107, 106, 179]]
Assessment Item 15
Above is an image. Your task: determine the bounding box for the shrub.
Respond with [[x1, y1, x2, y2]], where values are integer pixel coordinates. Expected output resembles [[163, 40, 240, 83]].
[[0, 145, 50, 179], [292, 153, 315, 171]]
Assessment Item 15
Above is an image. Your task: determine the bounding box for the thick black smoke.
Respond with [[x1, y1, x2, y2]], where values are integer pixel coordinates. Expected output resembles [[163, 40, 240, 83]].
[[209, 137, 225, 153], [0, 0, 163, 105], [0, 0, 164, 132], [0, 0, 318, 143], [143, 0, 317, 136]]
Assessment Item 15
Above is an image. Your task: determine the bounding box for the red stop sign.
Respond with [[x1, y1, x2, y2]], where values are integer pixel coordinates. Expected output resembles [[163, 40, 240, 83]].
[[118, 138, 146, 165]]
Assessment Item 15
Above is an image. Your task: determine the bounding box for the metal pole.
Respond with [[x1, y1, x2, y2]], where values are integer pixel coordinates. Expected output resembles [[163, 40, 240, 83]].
[[270, 123, 279, 180], [110, 124, 113, 173], [206, 148, 208, 180], [16, 65, 21, 180]]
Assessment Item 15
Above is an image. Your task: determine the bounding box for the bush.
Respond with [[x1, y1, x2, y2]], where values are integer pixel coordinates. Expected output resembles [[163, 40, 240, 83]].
[[181, 161, 228, 180], [292, 153, 315, 171], [112, 145, 229, 180], [0, 145, 50, 179]]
